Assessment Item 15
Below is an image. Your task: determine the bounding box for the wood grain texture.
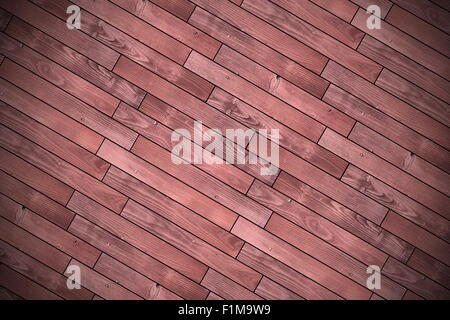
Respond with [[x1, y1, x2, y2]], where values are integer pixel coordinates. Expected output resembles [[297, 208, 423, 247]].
[[1, 0, 448, 300]]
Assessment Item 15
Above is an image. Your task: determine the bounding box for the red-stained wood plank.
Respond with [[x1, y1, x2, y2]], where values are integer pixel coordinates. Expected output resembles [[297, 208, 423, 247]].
[[311, 0, 358, 22], [190, 0, 328, 73], [431, 0, 450, 11], [0, 146, 74, 207], [349, 123, 450, 196], [206, 292, 223, 300], [403, 290, 424, 300], [0, 102, 109, 180], [0, 193, 100, 267], [0, 77, 102, 154], [376, 68, 449, 126], [0, 32, 119, 116], [319, 128, 450, 219], [265, 214, 404, 300], [342, 165, 450, 242], [242, 0, 380, 82], [5, 17, 146, 108], [185, 51, 325, 142], [67, 191, 208, 282], [322, 61, 450, 151], [214, 46, 354, 135], [69, 259, 141, 300], [111, 0, 221, 59], [0, 8, 11, 31], [0, 264, 61, 300], [237, 244, 341, 300], [323, 84, 450, 172], [390, 0, 449, 33], [232, 217, 372, 299], [139, 94, 276, 185], [122, 199, 261, 290], [189, 7, 329, 99], [0, 125, 127, 213], [0, 240, 93, 300], [103, 166, 244, 257], [273, 171, 414, 262], [201, 268, 262, 300], [352, 8, 450, 79], [382, 257, 450, 300], [350, 0, 393, 19], [94, 254, 182, 300], [247, 180, 387, 267], [0, 59, 137, 150], [0, 0, 119, 69], [0, 216, 70, 273], [69, 215, 208, 300], [132, 135, 272, 228], [255, 277, 303, 300], [97, 139, 237, 230], [0, 286, 23, 300], [386, 5, 450, 57], [113, 102, 254, 194], [150, 0, 195, 21], [382, 211, 450, 265], [407, 249, 450, 289], [358, 35, 450, 104]]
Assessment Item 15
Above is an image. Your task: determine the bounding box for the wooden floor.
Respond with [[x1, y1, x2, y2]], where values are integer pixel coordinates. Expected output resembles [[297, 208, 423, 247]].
[[0, 0, 449, 300]]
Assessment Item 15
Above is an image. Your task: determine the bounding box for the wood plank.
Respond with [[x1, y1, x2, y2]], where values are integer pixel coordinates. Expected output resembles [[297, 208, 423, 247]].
[[5, 17, 146, 108], [0, 59, 138, 150], [243, 0, 380, 82], [386, 5, 450, 57], [132, 135, 272, 227], [319, 128, 450, 219], [0, 286, 23, 300], [390, 0, 449, 33], [97, 139, 237, 230], [185, 51, 325, 142], [255, 277, 303, 300], [382, 257, 450, 300], [213, 46, 354, 135], [350, 0, 392, 18], [353, 8, 450, 79], [311, 0, 358, 22], [342, 165, 450, 242], [0, 240, 94, 300], [322, 61, 450, 150], [265, 214, 404, 300], [0, 264, 60, 300], [237, 244, 340, 299], [323, 84, 450, 172], [0, 7, 11, 31], [403, 290, 424, 300], [114, 102, 254, 194], [150, 0, 195, 21], [68, 215, 208, 300], [349, 123, 450, 196], [0, 124, 127, 213], [122, 199, 261, 290], [0, 32, 119, 116], [201, 268, 262, 300], [358, 35, 450, 104], [382, 211, 450, 265], [407, 249, 450, 289], [273, 171, 414, 262], [0, 216, 70, 273], [103, 166, 244, 257], [231, 217, 371, 299], [206, 292, 223, 300], [67, 191, 208, 282], [0, 0, 119, 69], [111, 0, 220, 59], [247, 180, 387, 267], [0, 146, 74, 207], [0, 101, 109, 180], [376, 68, 449, 126], [189, 7, 330, 99], [0, 193, 101, 267], [0, 77, 102, 154], [94, 254, 182, 300], [189, 0, 328, 73]]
